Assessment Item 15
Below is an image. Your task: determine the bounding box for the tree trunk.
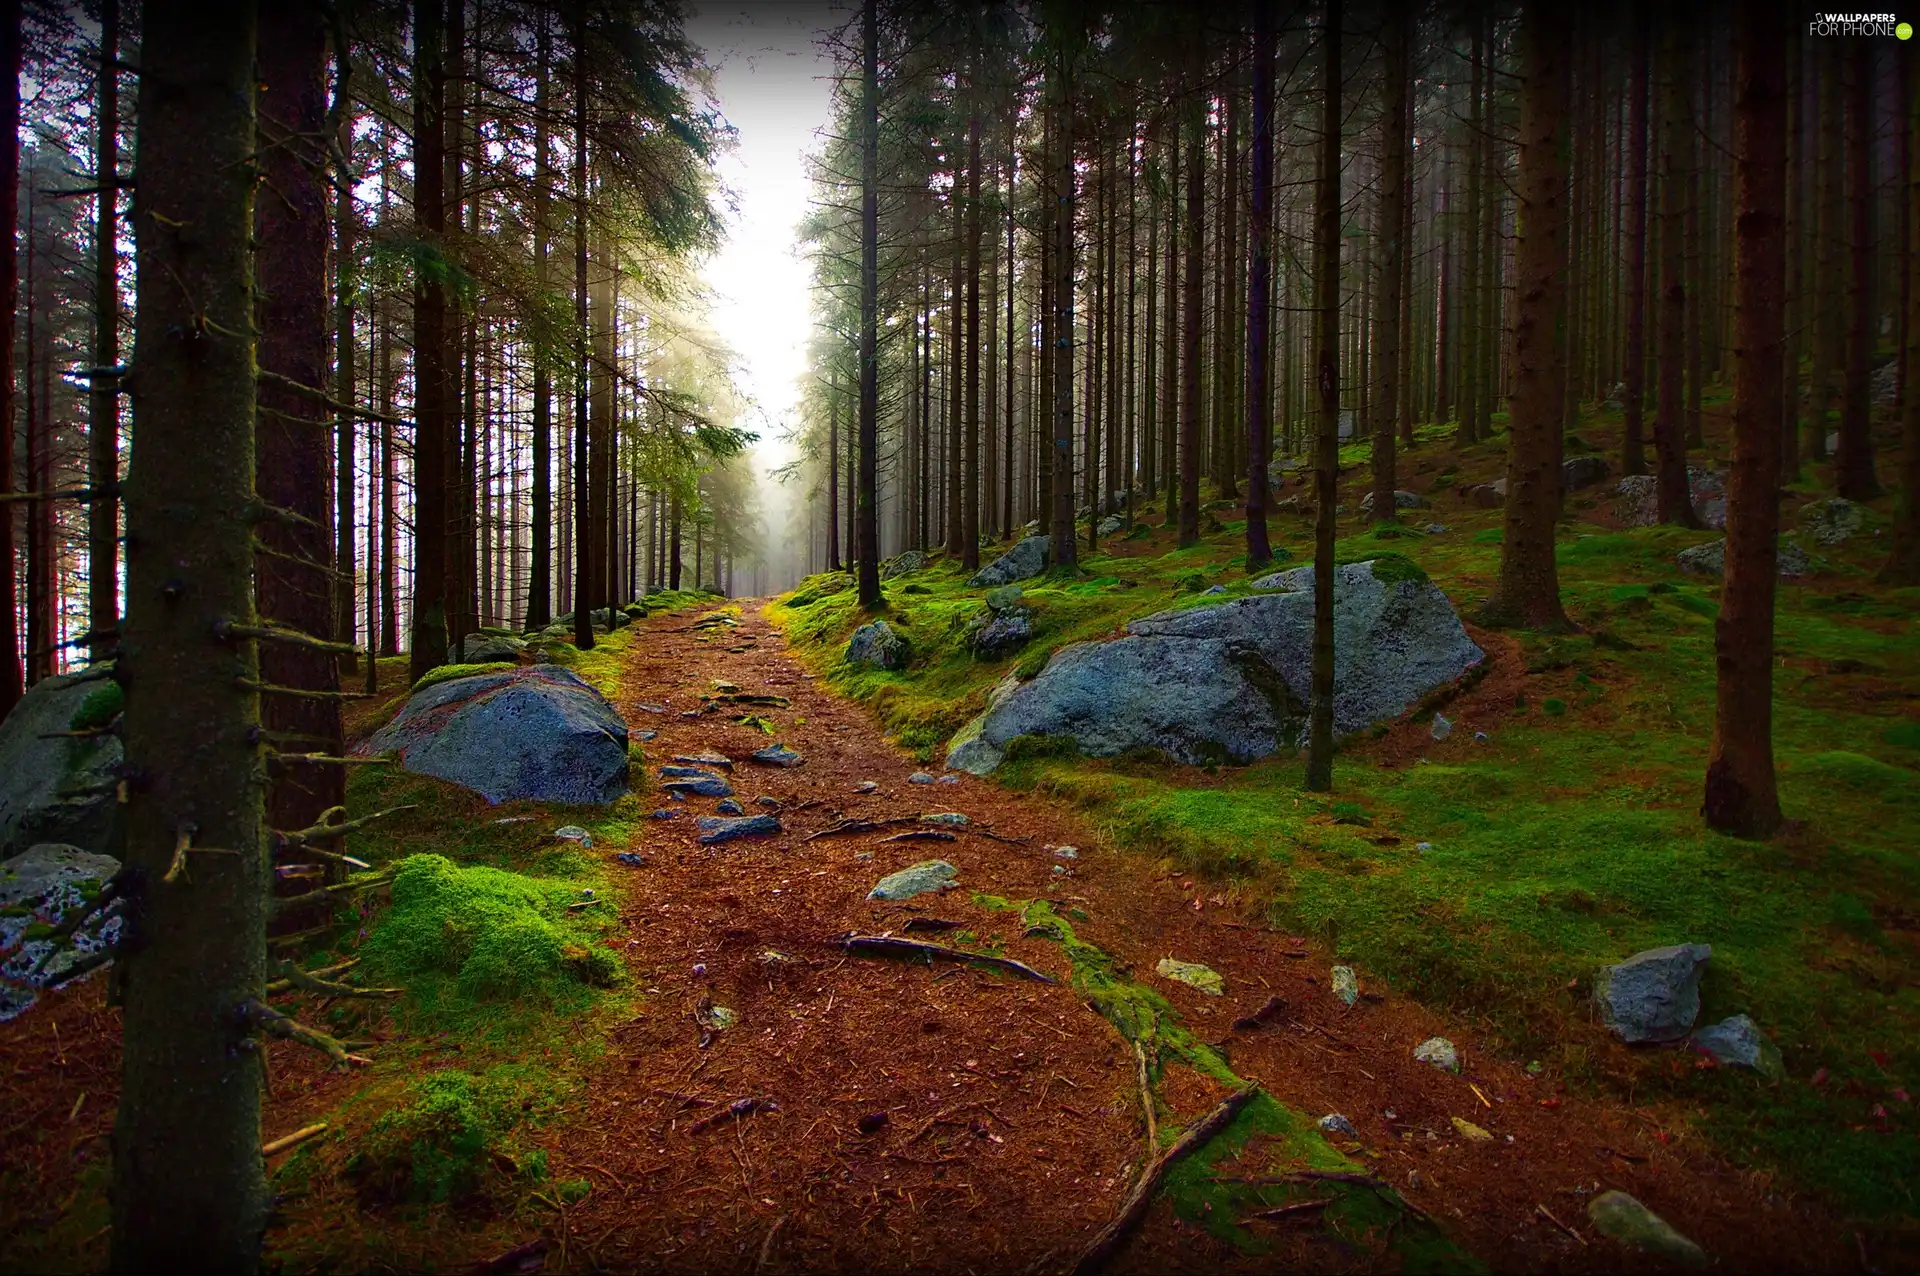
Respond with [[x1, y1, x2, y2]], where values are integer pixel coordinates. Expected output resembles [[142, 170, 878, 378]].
[[1370, 0, 1410, 526], [571, 17, 596, 649], [1781, 27, 1802, 481], [333, 102, 356, 674], [0, 0, 21, 715], [856, 0, 882, 604], [1161, 112, 1179, 522], [112, 3, 269, 1266], [1048, 20, 1079, 573], [1244, 0, 1276, 568], [1836, 38, 1879, 500], [1306, 7, 1340, 794], [1883, 48, 1920, 584], [1178, 75, 1204, 548], [89, 0, 120, 664], [1655, 18, 1702, 528], [1705, 3, 1786, 838], [1622, 5, 1650, 475], [255, 0, 343, 836], [1482, 1, 1572, 632], [408, 0, 450, 678], [525, 16, 553, 629], [1459, 23, 1485, 446], [1809, 40, 1842, 461]]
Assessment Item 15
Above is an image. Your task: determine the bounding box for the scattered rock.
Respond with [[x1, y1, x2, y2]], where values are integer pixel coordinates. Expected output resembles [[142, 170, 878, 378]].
[[985, 585, 1025, 613], [553, 825, 593, 847], [459, 632, 528, 663], [1594, 943, 1712, 1044], [1425, 523, 1450, 535], [1415, 841, 1432, 853], [1798, 497, 1865, 546], [1431, 714, 1452, 741], [1462, 482, 1505, 509], [946, 561, 1482, 774], [0, 666, 123, 860], [935, 774, 960, 785], [714, 799, 745, 816], [1690, 1014, 1785, 1079], [1414, 1037, 1460, 1073], [1156, 958, 1225, 996], [696, 814, 782, 845], [636, 702, 666, 714], [659, 769, 733, 799], [1096, 514, 1125, 537], [650, 809, 680, 820], [1318, 1114, 1358, 1138], [854, 780, 879, 794], [968, 608, 1035, 660], [749, 744, 804, 768], [1615, 469, 1727, 529], [881, 549, 928, 580], [1331, 966, 1360, 1005], [359, 666, 630, 805], [754, 796, 781, 809], [1472, 731, 1490, 743], [1051, 845, 1078, 860], [1674, 537, 1815, 578], [673, 751, 733, 770], [909, 772, 935, 785], [0, 844, 123, 1022], [1200, 585, 1227, 596], [1451, 1116, 1493, 1142], [695, 1001, 738, 1033], [614, 852, 646, 867], [920, 812, 969, 828], [969, 535, 1050, 588], [1359, 489, 1429, 514], [1561, 454, 1612, 491], [867, 859, 959, 902], [1051, 864, 1068, 876], [846, 620, 911, 671], [634, 729, 658, 742], [1587, 1191, 1707, 1266]]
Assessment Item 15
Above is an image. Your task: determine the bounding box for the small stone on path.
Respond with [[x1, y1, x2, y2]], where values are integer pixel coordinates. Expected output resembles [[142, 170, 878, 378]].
[[1451, 1116, 1492, 1142], [714, 799, 744, 816], [867, 859, 959, 902], [1587, 1191, 1707, 1266], [650, 809, 679, 820], [936, 774, 959, 785], [614, 852, 646, 868], [854, 780, 879, 794], [697, 814, 782, 845], [1051, 845, 1078, 859], [1331, 966, 1360, 1006], [674, 752, 733, 770], [920, 812, 969, 828], [662, 775, 733, 799], [637, 702, 665, 714], [909, 772, 935, 785], [634, 729, 657, 742], [750, 743, 803, 767], [1414, 1037, 1460, 1073], [1690, 1014, 1785, 1079], [553, 825, 592, 848], [754, 795, 781, 809], [1431, 714, 1452, 741], [1318, 1114, 1358, 1138], [1156, 958, 1224, 996]]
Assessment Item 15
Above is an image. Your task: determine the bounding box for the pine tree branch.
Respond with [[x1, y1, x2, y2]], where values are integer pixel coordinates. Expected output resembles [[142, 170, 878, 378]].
[[274, 804, 416, 850], [244, 998, 371, 1068]]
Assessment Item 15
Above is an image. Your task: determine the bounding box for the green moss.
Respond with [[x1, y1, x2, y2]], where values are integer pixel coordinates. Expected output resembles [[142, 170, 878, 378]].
[[409, 662, 516, 695], [1360, 551, 1429, 586], [69, 680, 123, 732], [349, 1063, 566, 1205]]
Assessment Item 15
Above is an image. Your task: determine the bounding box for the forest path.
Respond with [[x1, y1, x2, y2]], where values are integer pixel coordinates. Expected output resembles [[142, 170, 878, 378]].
[[554, 602, 1839, 1275]]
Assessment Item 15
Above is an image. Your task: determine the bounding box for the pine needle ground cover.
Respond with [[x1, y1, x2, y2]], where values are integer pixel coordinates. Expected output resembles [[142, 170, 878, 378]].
[[771, 417, 1920, 1223]]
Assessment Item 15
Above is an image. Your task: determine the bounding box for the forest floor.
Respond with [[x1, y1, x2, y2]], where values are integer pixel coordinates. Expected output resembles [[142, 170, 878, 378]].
[[2, 397, 1916, 1275]]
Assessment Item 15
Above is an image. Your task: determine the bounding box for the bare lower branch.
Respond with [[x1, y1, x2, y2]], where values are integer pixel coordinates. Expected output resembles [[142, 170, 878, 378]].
[[236, 678, 373, 701], [841, 934, 1055, 983], [257, 367, 414, 429], [268, 958, 401, 999], [275, 803, 416, 850], [219, 619, 361, 656], [244, 998, 371, 1068]]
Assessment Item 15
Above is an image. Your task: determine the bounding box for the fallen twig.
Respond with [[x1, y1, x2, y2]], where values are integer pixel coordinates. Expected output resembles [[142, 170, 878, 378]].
[[842, 934, 1055, 984], [1535, 1203, 1587, 1246], [263, 1122, 328, 1157], [969, 827, 1030, 846], [801, 815, 924, 842], [688, 1096, 778, 1135], [1072, 1087, 1259, 1276], [244, 998, 371, 1068], [879, 829, 956, 843], [1248, 1197, 1332, 1221], [1281, 1171, 1435, 1226], [755, 1215, 786, 1273], [1133, 1040, 1158, 1150], [268, 958, 400, 999], [262, 957, 359, 996], [275, 803, 417, 850]]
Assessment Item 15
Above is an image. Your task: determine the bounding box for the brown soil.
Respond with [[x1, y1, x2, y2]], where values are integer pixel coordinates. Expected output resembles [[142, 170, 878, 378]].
[[0, 602, 1872, 1274]]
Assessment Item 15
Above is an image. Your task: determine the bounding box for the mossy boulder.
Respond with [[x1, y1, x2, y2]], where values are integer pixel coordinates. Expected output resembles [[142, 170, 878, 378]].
[[969, 535, 1050, 588], [0, 666, 123, 861], [360, 665, 629, 805], [846, 620, 910, 671]]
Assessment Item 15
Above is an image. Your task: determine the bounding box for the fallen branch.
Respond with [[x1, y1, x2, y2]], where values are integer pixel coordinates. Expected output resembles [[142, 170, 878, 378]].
[[842, 935, 1055, 984], [1071, 1087, 1260, 1276], [244, 998, 371, 1068], [1535, 1203, 1587, 1246], [263, 957, 359, 995], [1132, 1041, 1159, 1152], [269, 958, 401, 999], [1247, 1197, 1332, 1222], [1281, 1171, 1434, 1225], [879, 829, 956, 844], [687, 1096, 778, 1135], [263, 1122, 328, 1157], [275, 803, 417, 850], [801, 815, 924, 843], [970, 827, 1031, 846]]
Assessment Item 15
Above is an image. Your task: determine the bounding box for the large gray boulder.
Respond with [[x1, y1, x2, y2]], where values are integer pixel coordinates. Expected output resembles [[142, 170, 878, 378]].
[[1798, 497, 1865, 546], [0, 843, 123, 1021], [881, 550, 927, 581], [969, 535, 1050, 588], [846, 620, 910, 671], [1562, 455, 1612, 491], [1616, 470, 1727, 529], [0, 666, 123, 860], [1594, 943, 1711, 1044], [1675, 537, 1816, 579], [1359, 489, 1428, 514], [357, 665, 629, 805], [945, 560, 1483, 774], [968, 608, 1034, 660]]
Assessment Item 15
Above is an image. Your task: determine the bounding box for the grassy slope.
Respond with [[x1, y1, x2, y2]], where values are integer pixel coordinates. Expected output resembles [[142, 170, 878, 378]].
[[770, 407, 1920, 1223]]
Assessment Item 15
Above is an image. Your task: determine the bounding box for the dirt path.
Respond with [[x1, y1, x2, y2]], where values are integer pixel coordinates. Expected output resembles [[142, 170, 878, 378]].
[[551, 603, 1842, 1274]]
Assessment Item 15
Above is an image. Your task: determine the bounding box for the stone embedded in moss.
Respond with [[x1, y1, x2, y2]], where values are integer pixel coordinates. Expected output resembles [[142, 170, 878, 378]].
[[1587, 1190, 1707, 1266], [1157, 957, 1225, 996], [411, 662, 518, 695]]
